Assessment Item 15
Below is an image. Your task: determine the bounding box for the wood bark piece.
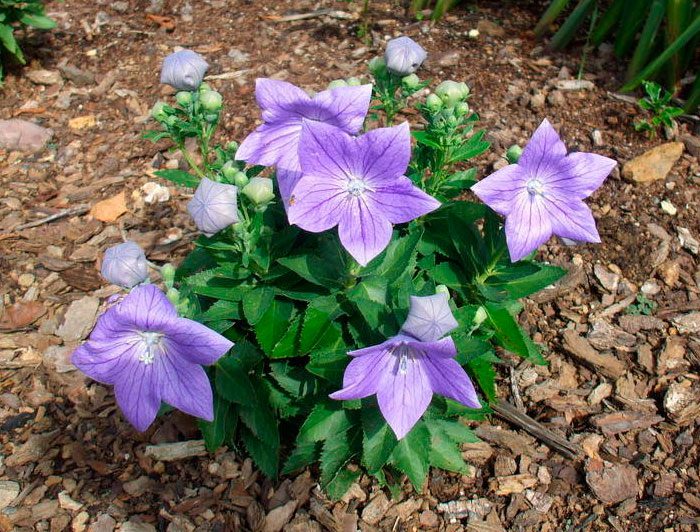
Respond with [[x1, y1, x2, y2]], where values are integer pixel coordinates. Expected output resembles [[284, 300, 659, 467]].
[[491, 400, 581, 459], [591, 411, 663, 435], [144, 440, 206, 461], [561, 329, 626, 379]]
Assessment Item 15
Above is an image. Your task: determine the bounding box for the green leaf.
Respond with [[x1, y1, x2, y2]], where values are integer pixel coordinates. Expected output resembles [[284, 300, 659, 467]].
[[430, 261, 467, 288], [199, 395, 237, 452], [480, 263, 566, 300], [277, 237, 347, 288], [270, 316, 303, 358], [216, 356, 257, 405], [306, 349, 349, 384], [320, 429, 361, 487], [254, 298, 296, 356], [19, 13, 56, 29], [300, 298, 344, 354], [362, 407, 398, 473], [485, 302, 546, 365], [239, 382, 279, 447], [269, 361, 320, 398], [446, 130, 490, 164], [361, 230, 421, 284], [298, 402, 353, 442], [197, 299, 241, 322], [534, 0, 572, 36], [242, 287, 275, 325], [154, 169, 199, 188], [282, 440, 321, 474], [425, 419, 472, 474], [0, 23, 22, 62], [550, 0, 596, 50], [240, 425, 278, 478], [389, 421, 431, 491], [324, 468, 362, 500]]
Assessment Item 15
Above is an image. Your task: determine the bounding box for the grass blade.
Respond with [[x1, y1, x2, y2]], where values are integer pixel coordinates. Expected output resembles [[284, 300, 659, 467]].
[[664, 0, 694, 88], [432, 0, 460, 21], [550, 0, 596, 50], [614, 0, 652, 58], [625, 0, 665, 81], [591, 0, 626, 46], [534, 0, 572, 37], [683, 72, 700, 113]]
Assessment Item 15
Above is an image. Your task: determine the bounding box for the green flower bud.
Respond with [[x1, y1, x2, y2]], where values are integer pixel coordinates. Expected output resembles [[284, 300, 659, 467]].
[[200, 90, 222, 112], [204, 113, 219, 123], [175, 91, 193, 107], [165, 115, 178, 127], [473, 306, 488, 327], [233, 171, 249, 188], [242, 177, 274, 205], [346, 77, 362, 86], [226, 141, 239, 153], [368, 56, 387, 75], [232, 221, 246, 234], [328, 79, 348, 90], [160, 263, 176, 285], [401, 73, 420, 90], [454, 101, 469, 117], [151, 101, 169, 121], [425, 93, 443, 112], [435, 80, 469, 107], [198, 82, 212, 93], [446, 115, 458, 128], [221, 161, 237, 180], [506, 144, 523, 164], [435, 285, 450, 296], [166, 287, 180, 306]]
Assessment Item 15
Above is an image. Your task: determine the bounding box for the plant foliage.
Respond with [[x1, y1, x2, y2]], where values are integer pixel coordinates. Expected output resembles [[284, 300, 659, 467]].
[[0, 0, 55, 80]]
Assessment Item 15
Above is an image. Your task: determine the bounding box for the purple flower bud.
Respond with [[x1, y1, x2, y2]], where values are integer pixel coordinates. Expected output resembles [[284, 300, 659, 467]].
[[384, 36, 427, 76], [101, 241, 149, 288], [187, 178, 239, 236], [160, 50, 209, 91]]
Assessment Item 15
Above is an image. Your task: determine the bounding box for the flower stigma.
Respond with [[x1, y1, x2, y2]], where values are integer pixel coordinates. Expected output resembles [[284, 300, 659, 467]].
[[346, 178, 368, 197], [526, 178, 545, 197], [137, 331, 165, 365]]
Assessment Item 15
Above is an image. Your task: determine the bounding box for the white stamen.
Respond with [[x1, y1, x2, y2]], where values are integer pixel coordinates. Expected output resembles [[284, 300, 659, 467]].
[[398, 352, 409, 375], [137, 331, 164, 365], [526, 178, 545, 196], [346, 178, 367, 197]]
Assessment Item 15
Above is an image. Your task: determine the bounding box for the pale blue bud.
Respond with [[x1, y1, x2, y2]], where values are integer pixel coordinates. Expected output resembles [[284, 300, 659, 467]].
[[101, 241, 149, 288], [385, 36, 427, 75], [187, 178, 239, 236], [160, 50, 209, 91]]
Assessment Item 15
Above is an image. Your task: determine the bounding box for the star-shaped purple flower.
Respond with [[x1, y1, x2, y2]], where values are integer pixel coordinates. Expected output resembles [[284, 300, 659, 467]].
[[471, 118, 616, 262], [72, 285, 233, 431], [235, 78, 372, 204], [287, 120, 440, 266], [331, 294, 480, 439]]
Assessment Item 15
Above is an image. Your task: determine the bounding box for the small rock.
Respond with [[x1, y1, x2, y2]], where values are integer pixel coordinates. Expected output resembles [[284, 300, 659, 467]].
[[88, 513, 117, 532], [58, 490, 83, 511], [419, 510, 439, 528], [673, 312, 700, 335], [69, 115, 98, 130], [640, 280, 661, 296], [680, 134, 700, 158], [0, 481, 20, 510], [622, 142, 684, 183], [594, 264, 619, 292], [476, 19, 505, 37], [26, 69, 62, 85], [361, 493, 390, 526], [660, 199, 677, 215], [585, 459, 638, 504], [547, 90, 565, 107], [59, 64, 95, 86], [56, 296, 100, 342], [0, 119, 53, 152], [529, 92, 546, 110], [110, 1, 130, 12], [144, 440, 206, 461], [141, 182, 170, 204], [18, 273, 35, 287], [677, 227, 699, 255], [554, 79, 595, 91], [591, 129, 603, 146], [664, 380, 700, 426]]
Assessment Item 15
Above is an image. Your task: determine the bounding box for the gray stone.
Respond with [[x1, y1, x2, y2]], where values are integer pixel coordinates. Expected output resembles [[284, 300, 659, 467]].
[[0, 481, 20, 510], [56, 296, 100, 342], [59, 64, 95, 86], [110, 1, 130, 12], [0, 119, 53, 152]]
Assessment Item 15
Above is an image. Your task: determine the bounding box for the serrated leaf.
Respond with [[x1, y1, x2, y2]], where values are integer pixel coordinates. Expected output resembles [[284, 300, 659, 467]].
[[485, 302, 546, 365], [240, 425, 278, 478], [306, 349, 349, 383], [243, 287, 275, 325], [320, 429, 361, 487], [199, 395, 238, 452], [282, 440, 321, 474], [197, 299, 241, 322], [269, 361, 320, 398], [239, 383, 279, 447], [270, 315, 303, 358], [325, 468, 362, 500], [154, 168, 199, 187], [254, 298, 295, 355], [361, 230, 421, 284], [298, 402, 353, 442], [300, 308, 344, 354], [362, 407, 397, 473], [480, 263, 566, 300], [389, 421, 430, 491], [216, 356, 256, 405]]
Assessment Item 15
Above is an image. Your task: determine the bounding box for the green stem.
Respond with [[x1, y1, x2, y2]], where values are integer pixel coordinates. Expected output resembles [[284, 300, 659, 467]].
[[178, 143, 206, 179]]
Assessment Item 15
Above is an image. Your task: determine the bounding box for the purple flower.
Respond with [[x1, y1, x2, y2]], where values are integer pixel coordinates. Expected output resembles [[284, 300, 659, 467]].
[[235, 78, 372, 204], [187, 178, 239, 237], [384, 36, 427, 75], [72, 285, 233, 431], [471, 119, 616, 262], [400, 293, 458, 342], [160, 49, 209, 91], [101, 241, 149, 288], [330, 295, 479, 439], [287, 121, 440, 266]]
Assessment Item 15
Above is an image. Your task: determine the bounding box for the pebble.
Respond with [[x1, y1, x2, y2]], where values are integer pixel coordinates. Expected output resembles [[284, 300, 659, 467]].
[[554, 79, 595, 90], [529, 92, 546, 110], [0, 480, 20, 509], [660, 200, 677, 216], [18, 273, 35, 287], [59, 490, 83, 511], [0, 119, 53, 152], [56, 296, 100, 342], [591, 129, 603, 146], [677, 227, 699, 254], [640, 280, 661, 296], [141, 182, 170, 204], [547, 90, 565, 107], [622, 142, 684, 183], [88, 513, 117, 532], [26, 69, 62, 85]]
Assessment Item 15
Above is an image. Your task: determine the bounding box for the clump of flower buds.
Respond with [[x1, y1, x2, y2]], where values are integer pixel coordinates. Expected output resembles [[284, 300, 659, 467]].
[[101, 241, 149, 288], [384, 36, 427, 76], [187, 178, 239, 236], [425, 93, 443, 113], [435, 80, 470, 108], [199, 90, 223, 112], [401, 73, 420, 91], [160, 49, 209, 91], [242, 177, 274, 206], [328, 79, 348, 90]]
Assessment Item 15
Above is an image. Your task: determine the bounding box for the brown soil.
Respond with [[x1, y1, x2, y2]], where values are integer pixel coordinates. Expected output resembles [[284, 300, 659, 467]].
[[1, 1, 699, 531]]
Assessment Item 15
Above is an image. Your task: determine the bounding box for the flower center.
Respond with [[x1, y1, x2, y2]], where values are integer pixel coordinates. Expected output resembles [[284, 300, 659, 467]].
[[137, 331, 164, 365], [346, 178, 367, 197], [395, 343, 415, 375], [526, 178, 545, 196]]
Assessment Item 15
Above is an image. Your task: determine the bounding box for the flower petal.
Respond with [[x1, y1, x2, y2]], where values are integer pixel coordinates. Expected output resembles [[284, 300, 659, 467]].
[[113, 358, 161, 432], [329, 345, 392, 400], [376, 349, 433, 439], [162, 317, 233, 366], [297, 119, 358, 180], [545, 195, 601, 243], [71, 339, 138, 385], [235, 122, 302, 169], [254, 78, 311, 123], [471, 164, 528, 216], [504, 192, 553, 262], [422, 355, 481, 408], [401, 294, 458, 342], [337, 198, 393, 266], [311, 84, 373, 133], [276, 168, 303, 208], [286, 174, 347, 233], [358, 122, 411, 183], [368, 176, 440, 225], [158, 356, 215, 422], [517, 118, 568, 172], [113, 285, 177, 331], [548, 152, 616, 199]]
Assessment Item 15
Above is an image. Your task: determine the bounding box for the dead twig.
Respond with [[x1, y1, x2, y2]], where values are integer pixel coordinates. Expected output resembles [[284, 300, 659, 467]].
[[10, 205, 90, 232], [265, 9, 356, 22], [491, 400, 582, 460]]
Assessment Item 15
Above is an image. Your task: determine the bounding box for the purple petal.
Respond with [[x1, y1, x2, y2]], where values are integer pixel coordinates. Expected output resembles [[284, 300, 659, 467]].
[[376, 348, 433, 439], [407, 337, 458, 359], [71, 340, 138, 385], [329, 345, 392, 400], [504, 192, 553, 262], [422, 355, 481, 408], [471, 164, 528, 216], [338, 198, 393, 266], [401, 296, 458, 342], [311, 84, 373, 133], [297, 119, 358, 180], [157, 356, 215, 422], [112, 285, 177, 331], [385, 36, 427, 75], [544, 196, 601, 243], [254, 78, 311, 123], [286, 174, 347, 233], [162, 317, 233, 366], [276, 168, 304, 208], [359, 122, 411, 182], [517, 118, 568, 172], [113, 358, 162, 432], [549, 152, 616, 199], [368, 176, 440, 225], [235, 122, 302, 169]]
